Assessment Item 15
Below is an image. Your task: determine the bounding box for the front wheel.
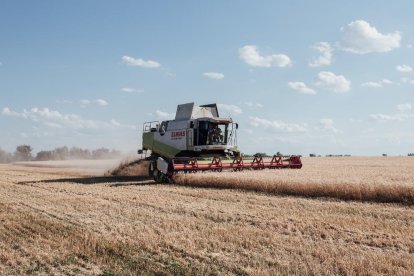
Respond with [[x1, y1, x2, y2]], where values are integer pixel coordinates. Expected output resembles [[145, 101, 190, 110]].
[[149, 160, 172, 183]]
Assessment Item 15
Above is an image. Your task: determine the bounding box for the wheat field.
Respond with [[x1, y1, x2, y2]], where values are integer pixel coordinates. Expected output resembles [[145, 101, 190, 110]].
[[0, 157, 413, 275], [174, 157, 414, 205]]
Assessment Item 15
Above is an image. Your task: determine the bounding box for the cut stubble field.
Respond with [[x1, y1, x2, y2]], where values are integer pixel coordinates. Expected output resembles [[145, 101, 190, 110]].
[[0, 157, 413, 275], [175, 157, 414, 205]]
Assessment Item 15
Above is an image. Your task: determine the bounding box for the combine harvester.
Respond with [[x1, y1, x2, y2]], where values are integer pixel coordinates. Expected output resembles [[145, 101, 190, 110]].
[[138, 103, 302, 182]]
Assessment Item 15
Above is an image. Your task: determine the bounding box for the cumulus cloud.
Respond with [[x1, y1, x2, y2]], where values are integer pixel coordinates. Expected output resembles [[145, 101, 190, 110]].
[[369, 113, 408, 122], [309, 42, 333, 67], [315, 71, 351, 93], [397, 103, 412, 112], [122, 55, 161, 68], [361, 79, 392, 88], [96, 99, 108, 106], [244, 102, 263, 108], [361, 82, 381, 88], [203, 72, 224, 79], [218, 104, 242, 115], [396, 65, 413, 73], [2, 107, 24, 118], [121, 87, 144, 93], [288, 81, 316, 95], [249, 116, 306, 133], [319, 118, 340, 133], [155, 110, 175, 120], [80, 99, 109, 107], [340, 20, 401, 54], [370, 103, 414, 122], [401, 77, 414, 84], [44, 122, 63, 129], [239, 45, 291, 68], [109, 119, 122, 127], [2, 107, 134, 130], [21, 131, 52, 139], [56, 100, 73, 104], [80, 99, 91, 105]]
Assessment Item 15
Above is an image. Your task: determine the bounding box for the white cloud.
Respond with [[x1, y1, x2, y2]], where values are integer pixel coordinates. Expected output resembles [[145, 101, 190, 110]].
[[361, 79, 392, 88], [80, 99, 91, 105], [244, 102, 263, 108], [397, 103, 412, 112], [370, 103, 414, 122], [2, 107, 134, 130], [44, 122, 63, 128], [56, 100, 73, 104], [110, 119, 121, 127], [2, 107, 25, 118], [370, 113, 405, 122], [217, 104, 242, 115], [155, 110, 175, 120], [309, 42, 333, 67], [96, 99, 108, 106], [121, 87, 144, 93], [315, 71, 351, 93], [340, 20, 401, 54], [80, 99, 109, 107], [249, 116, 307, 133], [21, 131, 52, 139], [288, 81, 316, 95], [401, 77, 414, 84], [319, 118, 340, 133], [396, 65, 413, 73], [203, 72, 224, 80], [361, 82, 382, 88], [239, 45, 291, 68], [122, 55, 161, 68]]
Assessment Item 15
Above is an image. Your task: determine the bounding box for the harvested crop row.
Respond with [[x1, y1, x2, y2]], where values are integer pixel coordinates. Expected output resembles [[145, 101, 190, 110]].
[[173, 157, 414, 205]]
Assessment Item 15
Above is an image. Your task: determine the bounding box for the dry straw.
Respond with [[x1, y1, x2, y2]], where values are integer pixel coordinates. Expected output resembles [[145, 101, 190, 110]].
[[174, 157, 414, 205]]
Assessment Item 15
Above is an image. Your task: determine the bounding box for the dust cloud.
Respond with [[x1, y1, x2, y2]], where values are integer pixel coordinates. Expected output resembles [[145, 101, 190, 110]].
[[106, 158, 150, 177]]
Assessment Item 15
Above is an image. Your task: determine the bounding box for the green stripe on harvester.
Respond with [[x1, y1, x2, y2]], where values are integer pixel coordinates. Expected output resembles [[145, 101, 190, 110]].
[[143, 132, 181, 159], [152, 140, 181, 159], [142, 132, 155, 150]]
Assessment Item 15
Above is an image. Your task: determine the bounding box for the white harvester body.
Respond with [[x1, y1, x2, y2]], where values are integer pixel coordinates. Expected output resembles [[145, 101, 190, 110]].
[[139, 102, 302, 183]]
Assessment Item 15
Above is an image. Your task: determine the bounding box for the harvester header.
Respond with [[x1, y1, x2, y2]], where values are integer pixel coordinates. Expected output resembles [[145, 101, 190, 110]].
[[138, 102, 302, 182]]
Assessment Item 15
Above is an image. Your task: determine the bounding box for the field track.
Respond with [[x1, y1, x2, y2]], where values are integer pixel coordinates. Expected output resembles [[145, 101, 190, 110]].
[[0, 157, 413, 274]]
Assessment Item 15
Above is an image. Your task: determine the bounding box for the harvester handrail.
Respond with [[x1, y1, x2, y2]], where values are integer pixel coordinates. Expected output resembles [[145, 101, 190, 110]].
[[143, 121, 160, 132]]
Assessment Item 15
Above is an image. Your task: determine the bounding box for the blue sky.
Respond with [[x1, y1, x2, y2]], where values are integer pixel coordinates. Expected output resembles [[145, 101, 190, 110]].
[[1, 1, 414, 155]]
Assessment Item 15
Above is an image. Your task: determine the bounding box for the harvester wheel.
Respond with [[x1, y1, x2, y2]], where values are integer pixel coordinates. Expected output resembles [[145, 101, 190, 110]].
[[154, 170, 162, 182], [149, 161, 162, 182], [154, 170, 172, 183]]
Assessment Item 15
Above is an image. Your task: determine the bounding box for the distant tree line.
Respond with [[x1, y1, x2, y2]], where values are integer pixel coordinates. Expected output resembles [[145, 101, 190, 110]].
[[0, 145, 122, 163], [311, 154, 352, 157]]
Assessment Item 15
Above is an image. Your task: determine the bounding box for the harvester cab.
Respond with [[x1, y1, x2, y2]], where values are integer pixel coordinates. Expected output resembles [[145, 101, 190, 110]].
[[141, 103, 239, 159], [138, 102, 302, 183]]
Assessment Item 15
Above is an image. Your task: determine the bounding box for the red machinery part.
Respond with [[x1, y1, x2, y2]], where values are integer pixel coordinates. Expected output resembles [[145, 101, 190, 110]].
[[172, 155, 302, 172]]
